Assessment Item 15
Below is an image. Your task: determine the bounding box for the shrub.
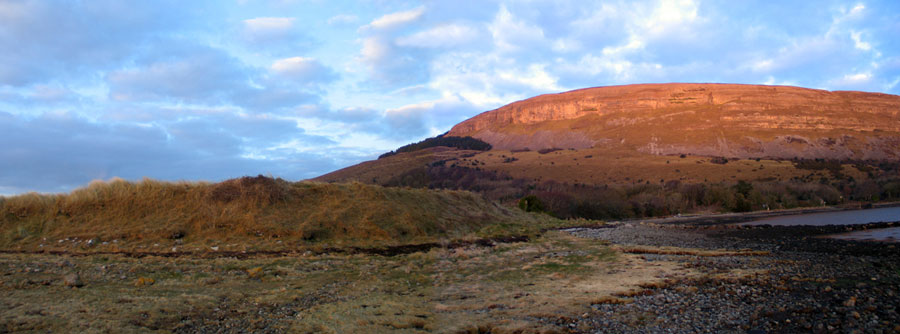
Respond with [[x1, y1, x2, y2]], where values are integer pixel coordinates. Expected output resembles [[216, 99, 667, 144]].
[[518, 195, 545, 213], [537, 148, 563, 154], [379, 135, 492, 159], [709, 157, 728, 164]]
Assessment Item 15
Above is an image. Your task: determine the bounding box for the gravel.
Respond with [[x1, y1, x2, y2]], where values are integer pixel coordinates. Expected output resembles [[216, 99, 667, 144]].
[[566, 223, 900, 334]]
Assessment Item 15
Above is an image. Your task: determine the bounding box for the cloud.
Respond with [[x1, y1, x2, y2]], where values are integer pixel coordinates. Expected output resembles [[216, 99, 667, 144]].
[[327, 14, 358, 26], [244, 17, 294, 33], [0, 109, 341, 194], [3, 0, 900, 195], [107, 47, 250, 103], [384, 104, 428, 138], [378, 96, 482, 139], [488, 5, 547, 54], [106, 46, 319, 112], [827, 72, 875, 91], [0, 0, 201, 87], [242, 17, 297, 44], [361, 6, 425, 31], [643, 0, 700, 37], [395, 24, 480, 48], [238, 16, 314, 55], [270, 57, 337, 84], [356, 7, 435, 87], [850, 31, 872, 51]]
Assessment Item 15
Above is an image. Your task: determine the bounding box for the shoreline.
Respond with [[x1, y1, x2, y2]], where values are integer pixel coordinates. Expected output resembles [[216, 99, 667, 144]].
[[568, 220, 900, 333], [606, 201, 900, 226]]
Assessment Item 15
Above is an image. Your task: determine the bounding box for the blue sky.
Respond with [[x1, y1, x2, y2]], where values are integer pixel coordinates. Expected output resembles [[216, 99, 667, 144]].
[[1, 0, 899, 194]]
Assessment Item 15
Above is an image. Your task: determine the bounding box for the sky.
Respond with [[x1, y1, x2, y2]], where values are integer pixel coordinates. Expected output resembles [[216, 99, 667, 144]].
[[1, 0, 899, 195]]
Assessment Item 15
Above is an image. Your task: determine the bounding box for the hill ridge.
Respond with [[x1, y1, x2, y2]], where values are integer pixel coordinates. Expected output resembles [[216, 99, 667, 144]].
[[446, 83, 900, 160]]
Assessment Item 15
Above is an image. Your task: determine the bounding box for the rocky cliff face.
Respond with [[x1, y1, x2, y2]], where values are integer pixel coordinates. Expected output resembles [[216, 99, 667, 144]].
[[447, 83, 900, 160]]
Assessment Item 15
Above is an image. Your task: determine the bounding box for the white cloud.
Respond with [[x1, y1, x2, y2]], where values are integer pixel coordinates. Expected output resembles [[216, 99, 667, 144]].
[[563, 54, 663, 83], [360, 37, 390, 66], [847, 3, 866, 19], [496, 64, 564, 92], [243, 17, 294, 34], [601, 38, 645, 58], [327, 14, 358, 26], [551, 38, 583, 53], [240, 17, 306, 48], [831, 72, 872, 86], [488, 5, 547, 53], [270, 57, 336, 83], [427, 51, 567, 109], [648, 0, 698, 27], [851, 31, 871, 51], [640, 0, 704, 42], [752, 59, 775, 72], [362, 7, 425, 31], [395, 24, 479, 48], [356, 7, 432, 86]]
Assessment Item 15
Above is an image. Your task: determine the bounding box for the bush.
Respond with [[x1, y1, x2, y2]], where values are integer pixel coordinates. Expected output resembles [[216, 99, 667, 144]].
[[379, 135, 492, 159], [518, 195, 545, 213], [709, 157, 728, 164], [537, 148, 563, 154]]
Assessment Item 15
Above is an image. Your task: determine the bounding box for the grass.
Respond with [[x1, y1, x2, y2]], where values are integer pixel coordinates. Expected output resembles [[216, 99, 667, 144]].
[[0, 228, 722, 333], [0, 176, 562, 253], [469, 147, 870, 186], [0, 231, 619, 332]]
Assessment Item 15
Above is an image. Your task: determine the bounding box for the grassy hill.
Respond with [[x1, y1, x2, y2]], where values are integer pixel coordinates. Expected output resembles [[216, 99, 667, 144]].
[[315, 145, 900, 219], [0, 176, 558, 252], [315, 84, 900, 220]]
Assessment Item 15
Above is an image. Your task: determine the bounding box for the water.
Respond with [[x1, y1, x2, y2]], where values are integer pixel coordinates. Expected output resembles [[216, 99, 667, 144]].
[[740, 206, 900, 226], [740, 206, 900, 242], [829, 227, 900, 242]]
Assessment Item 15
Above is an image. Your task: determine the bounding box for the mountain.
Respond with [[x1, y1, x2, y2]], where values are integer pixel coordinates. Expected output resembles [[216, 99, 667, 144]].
[[447, 83, 900, 160], [314, 83, 900, 219]]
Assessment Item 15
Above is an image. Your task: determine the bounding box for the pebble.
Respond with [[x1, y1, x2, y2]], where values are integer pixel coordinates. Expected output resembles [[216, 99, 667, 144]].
[[63, 273, 83, 288], [568, 223, 900, 333]]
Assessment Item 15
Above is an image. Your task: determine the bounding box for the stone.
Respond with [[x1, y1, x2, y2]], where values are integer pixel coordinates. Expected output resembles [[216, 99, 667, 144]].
[[63, 273, 83, 288], [134, 277, 155, 287], [247, 267, 263, 279]]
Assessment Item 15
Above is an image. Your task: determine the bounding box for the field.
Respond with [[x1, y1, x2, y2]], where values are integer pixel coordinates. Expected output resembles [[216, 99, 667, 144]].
[[2, 177, 898, 333], [0, 231, 700, 333]]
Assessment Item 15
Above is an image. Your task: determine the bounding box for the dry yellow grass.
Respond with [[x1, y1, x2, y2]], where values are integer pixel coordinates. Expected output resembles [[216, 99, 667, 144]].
[[0, 176, 558, 252]]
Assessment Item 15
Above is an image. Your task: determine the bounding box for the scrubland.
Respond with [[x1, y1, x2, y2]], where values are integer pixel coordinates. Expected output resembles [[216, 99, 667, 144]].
[[0, 176, 559, 253], [2, 176, 898, 333]]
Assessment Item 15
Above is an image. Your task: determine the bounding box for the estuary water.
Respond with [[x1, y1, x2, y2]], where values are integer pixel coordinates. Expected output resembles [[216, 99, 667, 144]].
[[740, 206, 900, 242]]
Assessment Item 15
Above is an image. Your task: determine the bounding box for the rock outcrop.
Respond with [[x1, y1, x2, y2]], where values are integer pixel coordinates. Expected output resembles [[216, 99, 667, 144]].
[[447, 83, 900, 159]]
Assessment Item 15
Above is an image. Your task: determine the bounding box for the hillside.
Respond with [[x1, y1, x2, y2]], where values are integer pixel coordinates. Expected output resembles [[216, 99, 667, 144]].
[[0, 176, 555, 252], [315, 83, 900, 219], [448, 83, 900, 160]]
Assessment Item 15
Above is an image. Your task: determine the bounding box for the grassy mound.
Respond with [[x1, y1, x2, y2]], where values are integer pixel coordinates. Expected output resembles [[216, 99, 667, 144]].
[[0, 176, 555, 252]]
